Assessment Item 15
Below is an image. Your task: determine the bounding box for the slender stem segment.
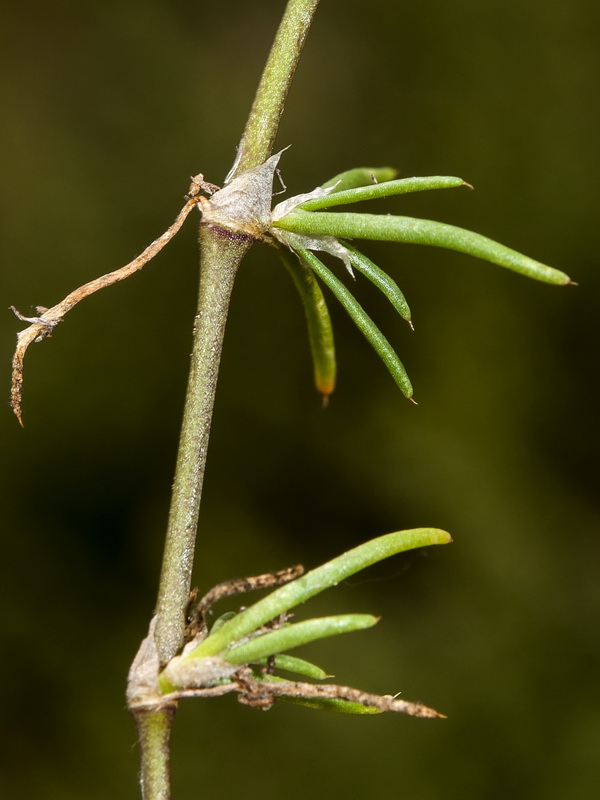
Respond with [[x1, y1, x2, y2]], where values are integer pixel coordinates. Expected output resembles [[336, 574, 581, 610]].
[[133, 706, 176, 800], [228, 0, 321, 178], [139, 3, 323, 796], [154, 228, 252, 663], [152, 0, 322, 667]]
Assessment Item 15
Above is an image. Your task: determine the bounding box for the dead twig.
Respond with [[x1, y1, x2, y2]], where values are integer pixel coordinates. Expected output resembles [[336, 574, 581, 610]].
[[170, 669, 444, 718], [10, 174, 218, 425], [234, 671, 444, 717], [185, 564, 304, 642]]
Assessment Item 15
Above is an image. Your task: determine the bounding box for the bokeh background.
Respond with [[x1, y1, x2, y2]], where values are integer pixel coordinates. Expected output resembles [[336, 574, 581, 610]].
[[1, 1, 598, 797]]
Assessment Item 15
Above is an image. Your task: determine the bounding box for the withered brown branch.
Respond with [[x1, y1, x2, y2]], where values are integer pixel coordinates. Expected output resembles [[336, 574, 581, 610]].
[[10, 174, 218, 425], [185, 564, 303, 643], [197, 564, 304, 614], [237, 674, 444, 718], [169, 669, 444, 719]]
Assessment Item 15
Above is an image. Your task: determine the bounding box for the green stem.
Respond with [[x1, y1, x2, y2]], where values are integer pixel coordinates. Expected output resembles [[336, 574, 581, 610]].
[[142, 228, 251, 800], [136, 4, 322, 796], [154, 228, 252, 664], [228, 0, 321, 177], [153, 0, 322, 668], [131, 705, 176, 800]]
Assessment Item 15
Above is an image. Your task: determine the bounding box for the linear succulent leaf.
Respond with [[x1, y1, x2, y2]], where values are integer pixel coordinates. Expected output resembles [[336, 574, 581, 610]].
[[278, 246, 336, 399], [274, 210, 571, 285], [299, 175, 468, 211], [252, 655, 331, 680], [296, 249, 414, 399], [320, 167, 398, 192], [186, 528, 450, 659], [223, 614, 378, 664], [344, 244, 412, 325]]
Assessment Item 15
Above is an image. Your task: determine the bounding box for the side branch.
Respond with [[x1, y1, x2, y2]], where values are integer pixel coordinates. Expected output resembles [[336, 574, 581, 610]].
[[10, 192, 205, 424], [237, 675, 445, 718], [164, 672, 444, 719]]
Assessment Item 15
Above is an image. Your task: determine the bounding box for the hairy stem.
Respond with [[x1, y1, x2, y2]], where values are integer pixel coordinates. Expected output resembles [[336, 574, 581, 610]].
[[152, 0, 321, 669], [138, 4, 321, 796], [139, 228, 250, 800], [132, 706, 176, 800], [228, 0, 320, 178], [154, 227, 252, 663]]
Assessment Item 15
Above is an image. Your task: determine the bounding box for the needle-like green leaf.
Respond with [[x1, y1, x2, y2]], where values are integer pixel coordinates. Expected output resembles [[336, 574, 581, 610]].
[[252, 655, 331, 680], [344, 244, 412, 326], [274, 211, 572, 285], [278, 246, 336, 400], [300, 176, 468, 211], [296, 249, 414, 399], [320, 167, 398, 192], [223, 614, 378, 664], [210, 611, 238, 632], [186, 528, 450, 660]]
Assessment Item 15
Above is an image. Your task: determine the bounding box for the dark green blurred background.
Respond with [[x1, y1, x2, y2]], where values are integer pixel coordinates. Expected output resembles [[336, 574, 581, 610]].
[[1, 1, 598, 797]]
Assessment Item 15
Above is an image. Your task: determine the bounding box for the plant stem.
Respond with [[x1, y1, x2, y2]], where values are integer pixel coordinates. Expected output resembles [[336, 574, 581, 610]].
[[153, 227, 252, 664], [136, 3, 321, 795], [152, 0, 320, 667], [133, 706, 176, 800], [228, 0, 321, 177], [152, 0, 321, 670], [138, 229, 250, 800]]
